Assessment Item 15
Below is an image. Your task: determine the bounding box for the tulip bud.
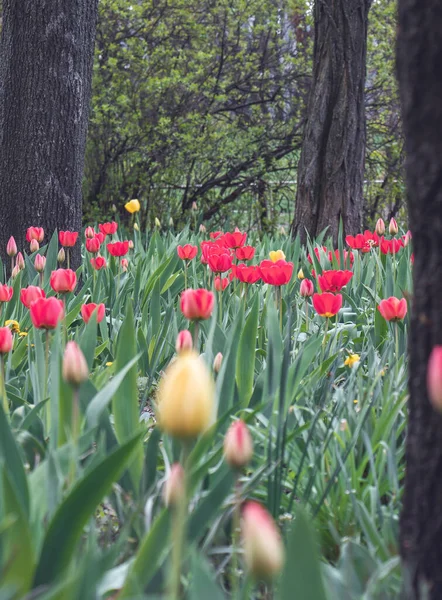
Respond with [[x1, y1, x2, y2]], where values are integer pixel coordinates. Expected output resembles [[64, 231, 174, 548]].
[[121, 258, 129, 271], [163, 463, 185, 507], [111, 204, 117, 213], [242, 502, 284, 579], [389, 218, 398, 235], [34, 254, 46, 273], [157, 351, 215, 438], [57, 248, 66, 264], [192, 201, 198, 211], [300, 279, 314, 297], [278, 226, 286, 236], [199, 224, 207, 234], [134, 222, 139, 231], [297, 268, 304, 280], [403, 230, 412, 247], [29, 239, 39, 253], [213, 352, 223, 373], [155, 217, 161, 228], [340, 419, 348, 432], [169, 217, 174, 227], [128, 240, 134, 250], [6, 236, 17, 257], [175, 330, 193, 354], [428, 346, 442, 411], [62, 341, 89, 387], [224, 420, 253, 469], [11, 265, 20, 278], [16, 252, 25, 270], [85, 226, 95, 239], [375, 218, 385, 236]]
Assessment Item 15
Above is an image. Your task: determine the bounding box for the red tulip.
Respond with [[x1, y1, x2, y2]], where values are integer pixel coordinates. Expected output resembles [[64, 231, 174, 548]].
[[345, 231, 378, 252], [180, 288, 214, 320], [208, 250, 232, 273], [95, 232, 106, 244], [223, 228, 247, 249], [30, 297, 64, 329], [259, 259, 294, 286], [209, 231, 224, 240], [107, 241, 129, 257], [235, 246, 255, 261], [0, 327, 13, 354], [378, 297, 407, 321], [232, 264, 261, 284], [99, 221, 118, 236], [300, 279, 314, 297], [177, 244, 198, 261], [86, 237, 101, 254], [59, 231, 79, 247], [427, 346, 442, 410], [20, 286, 46, 308], [0, 284, 13, 303], [318, 270, 353, 293], [90, 256, 107, 270], [50, 269, 77, 293], [380, 237, 404, 255], [81, 302, 106, 324], [26, 227, 44, 243], [214, 276, 229, 292], [312, 293, 343, 317]]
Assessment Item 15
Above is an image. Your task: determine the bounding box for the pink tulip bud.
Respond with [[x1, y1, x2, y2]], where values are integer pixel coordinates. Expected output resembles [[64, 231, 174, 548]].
[[428, 346, 442, 411], [242, 502, 284, 579], [6, 236, 17, 257], [121, 258, 129, 271], [128, 240, 134, 250], [389, 218, 398, 235], [199, 224, 207, 234], [163, 463, 185, 507], [34, 254, 46, 273], [300, 279, 314, 297], [224, 420, 253, 469], [29, 239, 39, 253], [403, 230, 412, 247], [11, 265, 20, 278], [192, 201, 198, 211], [375, 218, 385, 236], [57, 248, 65, 264], [213, 352, 223, 373], [62, 341, 89, 387], [85, 226, 95, 239], [16, 252, 25, 270], [175, 330, 193, 354]]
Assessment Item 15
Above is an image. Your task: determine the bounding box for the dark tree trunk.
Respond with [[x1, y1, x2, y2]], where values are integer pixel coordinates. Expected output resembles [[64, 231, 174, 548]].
[[397, 2, 442, 598], [291, 0, 371, 244], [0, 0, 99, 269]]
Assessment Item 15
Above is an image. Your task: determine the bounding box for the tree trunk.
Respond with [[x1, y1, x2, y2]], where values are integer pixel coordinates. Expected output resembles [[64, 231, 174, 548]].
[[397, 2, 442, 598], [0, 0, 99, 270], [291, 0, 371, 244]]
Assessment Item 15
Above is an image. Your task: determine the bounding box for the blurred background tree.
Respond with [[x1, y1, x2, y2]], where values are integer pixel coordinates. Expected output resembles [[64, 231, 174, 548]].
[[84, 0, 403, 233]]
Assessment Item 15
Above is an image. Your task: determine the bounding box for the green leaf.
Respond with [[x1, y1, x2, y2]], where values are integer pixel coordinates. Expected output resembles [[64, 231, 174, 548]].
[[280, 508, 327, 600], [189, 550, 226, 600], [85, 354, 140, 428], [33, 433, 142, 587], [112, 300, 144, 493], [0, 404, 29, 516], [236, 293, 258, 407], [119, 510, 170, 598]]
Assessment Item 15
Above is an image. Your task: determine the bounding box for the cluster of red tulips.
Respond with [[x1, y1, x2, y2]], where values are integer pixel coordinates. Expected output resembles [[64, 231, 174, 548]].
[[345, 217, 412, 256]]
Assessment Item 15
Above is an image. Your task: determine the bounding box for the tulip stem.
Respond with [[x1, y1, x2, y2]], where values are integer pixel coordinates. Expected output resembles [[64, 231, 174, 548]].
[[192, 321, 200, 350], [184, 262, 188, 290], [230, 475, 241, 598], [305, 299, 309, 331], [0, 355, 8, 415], [219, 288, 223, 325], [10, 257, 14, 278], [320, 318, 329, 364], [67, 248, 70, 270], [44, 331, 50, 434], [169, 445, 190, 600], [395, 322, 400, 378]]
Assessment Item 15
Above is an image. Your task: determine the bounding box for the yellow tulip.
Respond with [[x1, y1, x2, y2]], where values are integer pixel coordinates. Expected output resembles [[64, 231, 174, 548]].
[[157, 351, 215, 438], [125, 199, 141, 214], [344, 354, 360, 368], [269, 250, 285, 263], [297, 268, 304, 280]]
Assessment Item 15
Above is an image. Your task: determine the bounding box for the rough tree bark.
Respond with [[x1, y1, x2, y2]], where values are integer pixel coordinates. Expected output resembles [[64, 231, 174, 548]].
[[291, 0, 372, 244], [397, 2, 442, 598], [0, 0, 99, 269]]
